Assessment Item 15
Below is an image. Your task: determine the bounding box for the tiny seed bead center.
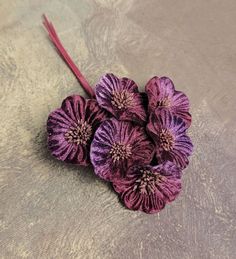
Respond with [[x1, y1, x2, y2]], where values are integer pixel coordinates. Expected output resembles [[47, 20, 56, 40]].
[[133, 170, 163, 194], [109, 142, 132, 162], [65, 120, 92, 145], [157, 97, 170, 107], [111, 90, 134, 110], [159, 129, 174, 151]]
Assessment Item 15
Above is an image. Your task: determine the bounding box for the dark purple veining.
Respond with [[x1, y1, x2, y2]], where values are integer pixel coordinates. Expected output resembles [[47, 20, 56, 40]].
[[112, 162, 182, 214], [147, 109, 193, 169], [95, 73, 147, 125], [90, 118, 154, 181], [47, 95, 108, 166], [145, 76, 192, 127]]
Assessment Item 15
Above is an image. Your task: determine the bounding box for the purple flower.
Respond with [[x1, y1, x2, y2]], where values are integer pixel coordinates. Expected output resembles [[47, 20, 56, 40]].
[[147, 109, 193, 169], [90, 118, 154, 181], [112, 162, 181, 214], [145, 76, 192, 127], [47, 95, 108, 166], [95, 73, 147, 124]]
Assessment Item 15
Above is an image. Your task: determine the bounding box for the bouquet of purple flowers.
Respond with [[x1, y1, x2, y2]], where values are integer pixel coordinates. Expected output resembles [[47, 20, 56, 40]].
[[44, 16, 193, 214]]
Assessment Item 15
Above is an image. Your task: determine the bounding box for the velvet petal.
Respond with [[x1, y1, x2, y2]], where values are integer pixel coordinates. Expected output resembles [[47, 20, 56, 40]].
[[90, 118, 154, 181], [145, 76, 192, 127], [47, 95, 108, 165], [147, 109, 193, 169], [113, 162, 182, 214], [95, 73, 147, 124]]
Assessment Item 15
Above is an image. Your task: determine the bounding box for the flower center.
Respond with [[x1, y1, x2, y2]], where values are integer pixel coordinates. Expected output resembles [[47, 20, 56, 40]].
[[109, 142, 132, 162], [157, 97, 170, 107], [159, 129, 174, 151], [65, 120, 92, 145], [111, 90, 134, 110], [134, 170, 162, 194]]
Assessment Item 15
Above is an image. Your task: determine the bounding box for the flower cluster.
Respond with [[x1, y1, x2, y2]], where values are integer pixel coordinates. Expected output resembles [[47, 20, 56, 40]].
[[47, 74, 193, 214]]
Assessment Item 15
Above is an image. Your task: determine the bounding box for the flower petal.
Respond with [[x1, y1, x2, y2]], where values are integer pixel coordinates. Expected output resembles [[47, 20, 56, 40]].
[[145, 76, 174, 111], [90, 119, 154, 181], [147, 109, 193, 169], [113, 162, 181, 214], [95, 74, 147, 124], [47, 95, 107, 166], [145, 76, 192, 127], [61, 95, 86, 122]]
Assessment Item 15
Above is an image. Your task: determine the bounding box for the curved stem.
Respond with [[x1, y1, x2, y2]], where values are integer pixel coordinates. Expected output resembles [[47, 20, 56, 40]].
[[42, 14, 95, 98]]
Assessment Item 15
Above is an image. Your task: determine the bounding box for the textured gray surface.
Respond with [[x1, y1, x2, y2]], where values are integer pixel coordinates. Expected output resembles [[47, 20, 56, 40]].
[[0, 0, 236, 258]]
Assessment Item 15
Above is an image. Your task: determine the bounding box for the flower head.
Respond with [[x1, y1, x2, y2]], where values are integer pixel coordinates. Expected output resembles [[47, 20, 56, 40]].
[[90, 118, 154, 181], [47, 95, 108, 166], [147, 109, 193, 169], [145, 76, 192, 127], [95, 73, 147, 124], [112, 162, 181, 214]]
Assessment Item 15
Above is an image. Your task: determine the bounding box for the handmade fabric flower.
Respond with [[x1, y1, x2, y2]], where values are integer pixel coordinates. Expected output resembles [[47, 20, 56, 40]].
[[145, 76, 192, 127], [147, 109, 193, 169], [90, 118, 154, 181], [43, 15, 194, 214], [95, 73, 147, 124], [47, 95, 108, 166], [112, 162, 181, 214]]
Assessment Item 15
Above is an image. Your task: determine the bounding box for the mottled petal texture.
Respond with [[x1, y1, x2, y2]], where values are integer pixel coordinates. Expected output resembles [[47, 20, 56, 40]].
[[47, 95, 107, 166], [95, 73, 147, 124], [147, 109, 193, 169], [90, 118, 154, 181], [113, 162, 182, 214], [145, 76, 192, 127]]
